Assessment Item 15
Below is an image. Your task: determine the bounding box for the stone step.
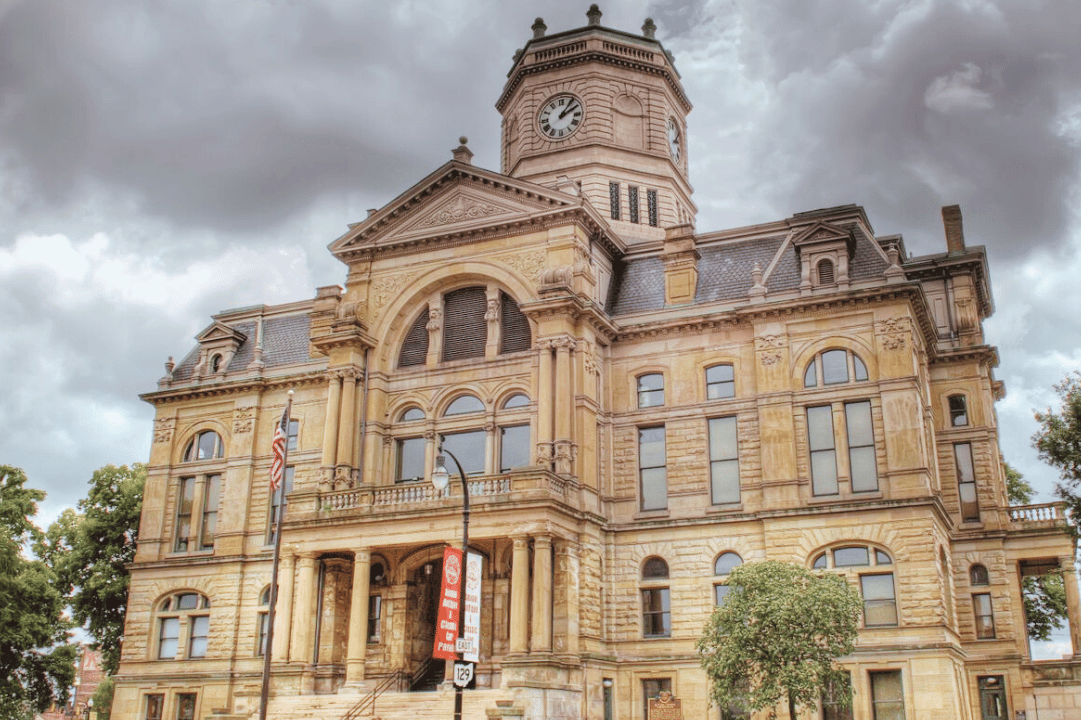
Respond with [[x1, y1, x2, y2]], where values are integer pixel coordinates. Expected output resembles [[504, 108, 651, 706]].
[[266, 688, 508, 720]]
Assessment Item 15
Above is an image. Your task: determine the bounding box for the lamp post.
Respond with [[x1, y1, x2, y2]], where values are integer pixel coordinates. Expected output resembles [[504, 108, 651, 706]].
[[430, 439, 470, 720]]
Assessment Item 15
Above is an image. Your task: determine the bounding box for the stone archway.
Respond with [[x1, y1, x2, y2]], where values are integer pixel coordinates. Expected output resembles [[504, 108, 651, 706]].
[[404, 557, 444, 689]]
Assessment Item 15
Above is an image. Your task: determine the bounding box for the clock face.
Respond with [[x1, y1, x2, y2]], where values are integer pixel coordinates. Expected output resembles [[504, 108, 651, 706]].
[[539, 94, 584, 140], [667, 117, 681, 161]]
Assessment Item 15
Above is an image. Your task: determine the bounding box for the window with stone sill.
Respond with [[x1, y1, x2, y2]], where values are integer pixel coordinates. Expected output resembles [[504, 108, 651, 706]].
[[642, 678, 671, 719], [176, 693, 197, 720], [266, 466, 293, 545], [807, 400, 879, 496], [955, 442, 980, 522], [637, 373, 664, 408], [948, 394, 968, 427], [869, 671, 905, 720], [174, 473, 221, 553], [972, 592, 996, 639], [392, 392, 532, 482], [368, 594, 383, 643], [641, 556, 671, 638], [713, 551, 743, 606], [705, 363, 735, 400], [256, 586, 270, 656], [638, 426, 667, 511], [709, 416, 740, 505], [144, 694, 164, 720], [970, 563, 989, 586], [156, 592, 211, 660], [820, 671, 853, 720], [812, 545, 897, 627], [804, 349, 868, 388]]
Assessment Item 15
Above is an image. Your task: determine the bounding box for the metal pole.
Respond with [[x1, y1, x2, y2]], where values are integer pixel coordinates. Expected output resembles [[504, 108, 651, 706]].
[[439, 443, 470, 720], [259, 394, 293, 720]]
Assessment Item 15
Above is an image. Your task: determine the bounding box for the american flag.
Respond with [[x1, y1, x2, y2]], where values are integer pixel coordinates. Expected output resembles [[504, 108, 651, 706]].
[[270, 409, 288, 491]]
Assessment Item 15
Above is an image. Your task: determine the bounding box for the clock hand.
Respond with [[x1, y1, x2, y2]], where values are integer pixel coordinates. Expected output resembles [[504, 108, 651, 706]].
[[558, 101, 580, 120]]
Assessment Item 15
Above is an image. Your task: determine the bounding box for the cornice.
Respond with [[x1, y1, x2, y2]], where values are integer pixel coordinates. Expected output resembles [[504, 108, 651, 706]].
[[140, 368, 327, 406]]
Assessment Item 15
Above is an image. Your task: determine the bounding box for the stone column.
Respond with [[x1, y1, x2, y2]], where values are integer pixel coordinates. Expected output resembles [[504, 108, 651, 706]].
[[345, 550, 371, 683], [1060, 556, 1081, 657], [554, 338, 573, 441], [322, 372, 342, 469], [271, 552, 296, 663], [291, 554, 318, 665], [536, 341, 554, 469], [531, 535, 553, 653], [510, 536, 531, 653], [561, 540, 580, 656], [336, 371, 358, 468]]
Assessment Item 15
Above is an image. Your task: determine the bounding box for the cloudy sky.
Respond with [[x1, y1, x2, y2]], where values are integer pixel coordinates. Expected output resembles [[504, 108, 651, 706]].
[[2, 0, 1080, 528]]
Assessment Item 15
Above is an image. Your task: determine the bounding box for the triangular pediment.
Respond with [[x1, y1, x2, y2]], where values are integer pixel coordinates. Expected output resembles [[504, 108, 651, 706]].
[[196, 321, 247, 345], [791, 221, 853, 247], [329, 161, 617, 259]]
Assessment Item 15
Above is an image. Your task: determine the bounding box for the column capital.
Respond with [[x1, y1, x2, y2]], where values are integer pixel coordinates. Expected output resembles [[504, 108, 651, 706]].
[[354, 548, 371, 563], [533, 534, 553, 548]]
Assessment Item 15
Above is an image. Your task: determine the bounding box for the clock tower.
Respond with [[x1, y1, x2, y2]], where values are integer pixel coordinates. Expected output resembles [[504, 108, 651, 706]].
[[496, 5, 695, 246]]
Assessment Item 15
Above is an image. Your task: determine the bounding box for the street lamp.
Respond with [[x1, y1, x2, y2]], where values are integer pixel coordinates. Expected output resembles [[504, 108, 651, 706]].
[[431, 439, 470, 720]]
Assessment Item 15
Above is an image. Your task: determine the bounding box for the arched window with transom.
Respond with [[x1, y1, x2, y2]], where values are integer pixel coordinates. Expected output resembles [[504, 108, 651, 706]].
[[811, 544, 897, 627], [713, 551, 743, 606], [156, 591, 211, 660], [804, 349, 868, 387], [641, 557, 671, 638]]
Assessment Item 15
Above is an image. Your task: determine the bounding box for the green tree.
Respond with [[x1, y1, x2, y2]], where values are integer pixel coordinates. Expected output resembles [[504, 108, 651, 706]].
[[0, 465, 75, 719], [1004, 462, 1034, 505], [1033, 372, 1081, 536], [1023, 571, 1069, 642], [696, 560, 862, 720], [39, 464, 146, 676]]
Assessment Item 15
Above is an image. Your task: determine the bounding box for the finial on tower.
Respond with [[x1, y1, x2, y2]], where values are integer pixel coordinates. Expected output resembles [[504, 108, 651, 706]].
[[587, 4, 602, 26], [532, 17, 546, 38], [642, 18, 657, 38], [452, 137, 473, 164]]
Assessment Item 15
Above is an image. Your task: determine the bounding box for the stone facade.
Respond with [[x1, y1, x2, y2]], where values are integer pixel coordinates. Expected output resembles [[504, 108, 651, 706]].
[[113, 8, 1081, 720]]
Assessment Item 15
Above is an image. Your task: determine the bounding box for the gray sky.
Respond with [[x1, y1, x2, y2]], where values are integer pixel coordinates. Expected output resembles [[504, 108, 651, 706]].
[[3, 0, 1081, 528]]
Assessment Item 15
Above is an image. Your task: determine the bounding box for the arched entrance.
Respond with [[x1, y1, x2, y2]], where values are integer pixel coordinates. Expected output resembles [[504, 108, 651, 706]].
[[405, 557, 445, 690]]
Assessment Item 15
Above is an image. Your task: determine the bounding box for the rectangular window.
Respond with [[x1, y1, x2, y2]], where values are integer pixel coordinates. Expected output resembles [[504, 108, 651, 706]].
[[706, 364, 735, 399], [709, 416, 740, 504], [396, 438, 426, 482], [145, 694, 164, 720], [845, 401, 878, 492], [949, 395, 968, 426], [714, 584, 731, 606], [821, 671, 853, 720], [176, 693, 197, 720], [641, 587, 671, 637], [287, 418, 299, 450], [188, 615, 209, 658], [808, 406, 838, 496], [647, 189, 658, 226], [267, 466, 294, 544], [973, 593, 995, 639], [639, 426, 667, 511], [637, 373, 664, 408], [499, 424, 530, 472], [955, 443, 979, 522], [870, 671, 905, 720], [174, 477, 195, 552], [158, 617, 180, 659], [861, 574, 898, 627], [610, 182, 621, 220], [199, 474, 221, 550], [443, 429, 487, 476], [642, 678, 672, 719], [257, 612, 268, 656], [368, 595, 383, 642], [629, 185, 640, 223]]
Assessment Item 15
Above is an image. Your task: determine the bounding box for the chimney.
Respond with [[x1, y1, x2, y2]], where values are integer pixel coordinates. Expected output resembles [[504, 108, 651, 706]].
[[661, 223, 699, 306], [942, 205, 965, 254]]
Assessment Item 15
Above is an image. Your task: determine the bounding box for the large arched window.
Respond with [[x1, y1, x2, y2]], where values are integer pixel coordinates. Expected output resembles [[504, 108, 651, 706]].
[[397, 286, 531, 368], [804, 349, 868, 388], [182, 431, 223, 462], [812, 544, 897, 627], [713, 551, 743, 605], [641, 557, 671, 638], [156, 591, 211, 660]]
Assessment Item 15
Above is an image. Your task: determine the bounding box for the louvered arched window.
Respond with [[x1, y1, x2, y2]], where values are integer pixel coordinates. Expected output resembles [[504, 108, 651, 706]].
[[398, 308, 430, 368]]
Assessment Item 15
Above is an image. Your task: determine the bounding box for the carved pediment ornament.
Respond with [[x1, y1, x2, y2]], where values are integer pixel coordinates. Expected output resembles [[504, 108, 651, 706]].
[[500, 249, 547, 284], [420, 195, 503, 227], [876, 317, 911, 351], [372, 272, 418, 309]]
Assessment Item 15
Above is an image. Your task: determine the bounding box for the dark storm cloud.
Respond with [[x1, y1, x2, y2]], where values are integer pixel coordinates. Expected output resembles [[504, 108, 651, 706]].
[[714, 0, 1081, 258]]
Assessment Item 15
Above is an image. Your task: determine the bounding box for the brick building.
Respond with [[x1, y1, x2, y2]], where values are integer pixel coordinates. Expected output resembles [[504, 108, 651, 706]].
[[113, 7, 1081, 720]]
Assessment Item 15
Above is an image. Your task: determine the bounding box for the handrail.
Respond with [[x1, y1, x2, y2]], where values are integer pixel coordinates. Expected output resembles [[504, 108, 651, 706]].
[[1008, 502, 1065, 523], [410, 656, 434, 691], [341, 669, 405, 720]]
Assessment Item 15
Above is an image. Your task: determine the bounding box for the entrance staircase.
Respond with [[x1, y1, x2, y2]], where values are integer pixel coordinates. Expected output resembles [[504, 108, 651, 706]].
[[265, 687, 509, 720]]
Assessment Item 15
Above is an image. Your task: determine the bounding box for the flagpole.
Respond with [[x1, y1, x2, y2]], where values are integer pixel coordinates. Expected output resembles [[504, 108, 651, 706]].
[[259, 391, 293, 720]]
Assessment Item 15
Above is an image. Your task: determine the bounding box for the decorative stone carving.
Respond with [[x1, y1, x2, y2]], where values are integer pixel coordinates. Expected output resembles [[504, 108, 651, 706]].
[[420, 196, 502, 227], [153, 418, 176, 444], [333, 465, 355, 489], [500, 249, 547, 284], [536, 442, 554, 468], [372, 272, 417, 309], [755, 334, 786, 366], [484, 298, 500, 322], [553, 440, 577, 475], [426, 307, 442, 332], [233, 406, 255, 434], [540, 265, 573, 287], [876, 317, 911, 351]]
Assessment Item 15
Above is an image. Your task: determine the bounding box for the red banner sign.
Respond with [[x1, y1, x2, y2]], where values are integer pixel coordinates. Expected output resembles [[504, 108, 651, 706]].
[[433, 546, 462, 661]]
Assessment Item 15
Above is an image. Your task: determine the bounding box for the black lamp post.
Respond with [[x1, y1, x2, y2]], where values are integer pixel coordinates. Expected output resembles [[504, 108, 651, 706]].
[[430, 439, 470, 720]]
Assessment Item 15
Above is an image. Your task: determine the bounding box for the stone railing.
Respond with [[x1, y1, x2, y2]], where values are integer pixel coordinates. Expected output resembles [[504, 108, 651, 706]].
[[1008, 502, 1066, 525], [318, 470, 573, 514], [534, 42, 587, 62]]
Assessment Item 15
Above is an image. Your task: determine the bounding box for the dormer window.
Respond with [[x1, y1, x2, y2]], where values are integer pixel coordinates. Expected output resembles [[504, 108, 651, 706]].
[[816, 259, 835, 285], [209, 354, 222, 373]]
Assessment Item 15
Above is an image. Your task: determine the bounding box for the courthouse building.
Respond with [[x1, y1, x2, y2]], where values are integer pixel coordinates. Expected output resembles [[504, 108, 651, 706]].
[[114, 7, 1081, 720]]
